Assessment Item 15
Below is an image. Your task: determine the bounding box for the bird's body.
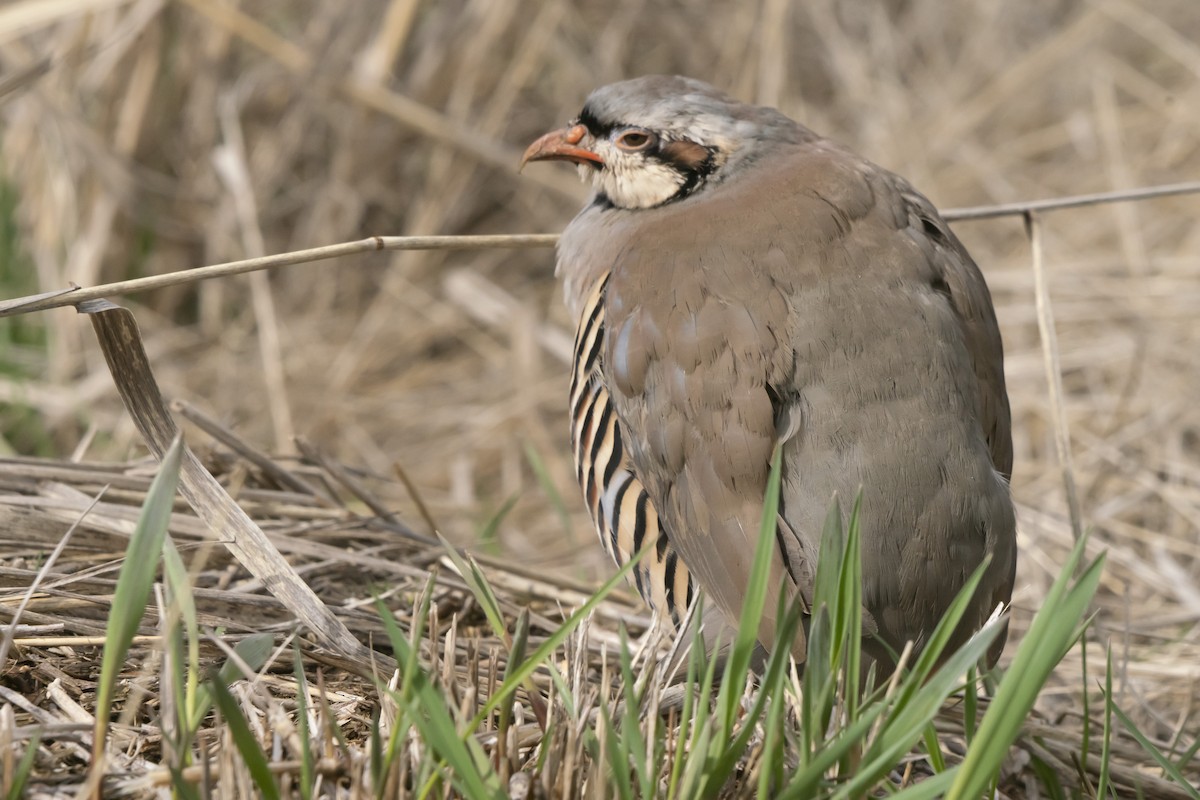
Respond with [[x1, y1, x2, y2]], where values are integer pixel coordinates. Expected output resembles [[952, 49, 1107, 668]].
[[526, 76, 1016, 668]]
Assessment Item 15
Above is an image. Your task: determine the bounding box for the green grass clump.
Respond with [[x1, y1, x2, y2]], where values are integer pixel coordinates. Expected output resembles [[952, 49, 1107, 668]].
[[62, 439, 1200, 799], [332, 447, 1110, 798]]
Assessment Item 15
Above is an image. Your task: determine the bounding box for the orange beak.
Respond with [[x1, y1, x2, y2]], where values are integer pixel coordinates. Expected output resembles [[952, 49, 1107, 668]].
[[520, 124, 604, 172]]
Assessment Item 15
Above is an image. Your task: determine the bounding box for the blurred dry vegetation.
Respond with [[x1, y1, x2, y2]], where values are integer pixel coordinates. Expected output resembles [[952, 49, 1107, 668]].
[[1, 0, 1200, 790]]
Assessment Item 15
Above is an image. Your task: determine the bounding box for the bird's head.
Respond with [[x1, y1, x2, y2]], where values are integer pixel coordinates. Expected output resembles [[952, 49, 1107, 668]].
[[522, 75, 776, 210]]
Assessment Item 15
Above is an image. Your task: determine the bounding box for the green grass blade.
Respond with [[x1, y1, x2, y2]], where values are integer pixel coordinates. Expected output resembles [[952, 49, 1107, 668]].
[[677, 719, 715, 799], [677, 445, 785, 797], [375, 597, 504, 799], [522, 440, 575, 543], [803, 496, 843, 744], [93, 434, 183, 751], [189, 633, 275, 733], [441, 538, 554, 732], [1097, 644, 1113, 799], [494, 608, 530, 776], [923, 724, 946, 773], [403, 576, 434, 705], [161, 536, 200, 734], [757, 677, 787, 797], [1029, 754, 1068, 799], [666, 623, 704, 800], [800, 604, 834, 750], [946, 533, 1106, 800], [893, 554, 993, 702], [800, 493, 864, 763], [439, 534, 506, 644], [292, 644, 314, 799], [844, 559, 999, 763], [615, 628, 653, 799], [676, 625, 724, 800], [471, 534, 657, 727], [1110, 698, 1200, 799], [477, 494, 518, 555], [160, 599, 188, 769], [811, 495, 845, 624], [889, 765, 961, 799], [165, 766, 202, 800], [849, 553, 994, 775], [209, 676, 280, 800], [541, 656, 577, 720], [747, 595, 805, 796], [5, 730, 40, 800], [777, 701, 892, 799], [1175, 737, 1200, 784], [398, 684, 500, 798], [1080, 628, 1091, 768], [598, 681, 635, 800], [368, 706, 384, 792], [838, 495, 864, 720], [840, 616, 1004, 798], [964, 666, 979, 746], [711, 593, 805, 781], [715, 444, 785, 745]]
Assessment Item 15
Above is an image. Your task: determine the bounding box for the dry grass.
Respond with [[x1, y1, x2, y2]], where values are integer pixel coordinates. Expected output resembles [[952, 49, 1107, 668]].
[[1, 0, 1200, 796]]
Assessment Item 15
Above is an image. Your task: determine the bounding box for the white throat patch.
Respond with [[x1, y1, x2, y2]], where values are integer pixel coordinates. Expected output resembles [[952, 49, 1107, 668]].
[[578, 158, 686, 210]]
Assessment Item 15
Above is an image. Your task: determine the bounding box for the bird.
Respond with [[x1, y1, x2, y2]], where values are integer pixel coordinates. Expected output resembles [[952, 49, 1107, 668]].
[[521, 75, 1016, 670]]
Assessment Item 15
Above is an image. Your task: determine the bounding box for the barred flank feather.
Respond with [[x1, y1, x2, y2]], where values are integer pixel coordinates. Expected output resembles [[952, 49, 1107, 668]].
[[570, 274, 693, 627]]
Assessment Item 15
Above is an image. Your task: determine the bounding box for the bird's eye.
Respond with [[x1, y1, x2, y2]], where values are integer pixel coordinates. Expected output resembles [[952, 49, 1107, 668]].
[[615, 129, 656, 151]]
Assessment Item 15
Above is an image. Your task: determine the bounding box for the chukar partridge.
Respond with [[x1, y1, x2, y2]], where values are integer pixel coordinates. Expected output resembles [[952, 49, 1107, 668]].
[[522, 76, 1016, 669]]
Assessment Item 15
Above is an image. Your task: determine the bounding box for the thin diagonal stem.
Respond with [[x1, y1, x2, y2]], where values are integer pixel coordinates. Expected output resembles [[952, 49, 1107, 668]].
[[1026, 211, 1085, 543]]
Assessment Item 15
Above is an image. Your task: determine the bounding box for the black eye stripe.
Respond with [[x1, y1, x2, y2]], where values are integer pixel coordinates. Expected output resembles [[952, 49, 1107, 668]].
[[573, 104, 719, 208], [577, 106, 614, 138]]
